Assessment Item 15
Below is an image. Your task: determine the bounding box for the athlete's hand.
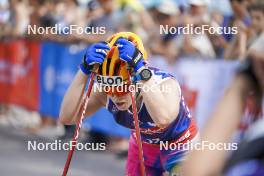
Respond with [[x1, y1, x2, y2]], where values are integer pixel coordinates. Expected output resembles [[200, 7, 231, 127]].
[[80, 42, 110, 75], [115, 38, 145, 72]]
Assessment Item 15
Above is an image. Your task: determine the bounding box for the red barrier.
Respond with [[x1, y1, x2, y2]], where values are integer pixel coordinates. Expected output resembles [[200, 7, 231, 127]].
[[0, 40, 40, 110]]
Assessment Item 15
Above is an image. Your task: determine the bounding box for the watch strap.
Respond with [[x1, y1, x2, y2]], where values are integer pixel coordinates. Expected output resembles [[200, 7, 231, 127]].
[[129, 48, 144, 68]]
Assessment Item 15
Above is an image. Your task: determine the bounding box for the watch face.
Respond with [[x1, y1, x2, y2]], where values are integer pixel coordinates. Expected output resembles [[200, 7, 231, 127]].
[[141, 69, 152, 80]]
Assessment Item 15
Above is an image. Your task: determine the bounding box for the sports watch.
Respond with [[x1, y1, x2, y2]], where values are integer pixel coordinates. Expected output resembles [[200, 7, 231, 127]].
[[131, 68, 152, 82]]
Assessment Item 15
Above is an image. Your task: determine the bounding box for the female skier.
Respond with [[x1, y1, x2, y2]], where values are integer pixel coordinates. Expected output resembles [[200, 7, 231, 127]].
[[60, 32, 198, 176]]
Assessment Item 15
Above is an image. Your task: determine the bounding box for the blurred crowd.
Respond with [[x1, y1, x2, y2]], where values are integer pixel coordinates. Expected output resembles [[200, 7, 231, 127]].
[[1, 0, 263, 61], [0, 0, 264, 170]]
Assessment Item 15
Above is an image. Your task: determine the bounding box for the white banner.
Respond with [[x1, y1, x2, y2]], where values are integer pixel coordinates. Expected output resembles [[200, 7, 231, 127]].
[[150, 57, 239, 129]]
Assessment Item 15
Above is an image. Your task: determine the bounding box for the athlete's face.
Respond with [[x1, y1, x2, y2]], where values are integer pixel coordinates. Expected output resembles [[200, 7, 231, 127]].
[[110, 93, 132, 111]]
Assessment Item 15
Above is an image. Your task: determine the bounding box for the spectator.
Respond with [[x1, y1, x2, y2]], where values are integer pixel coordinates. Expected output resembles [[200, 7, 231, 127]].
[[148, 0, 180, 65], [181, 4, 263, 174], [247, 3, 264, 48], [224, 1, 264, 60], [223, 0, 251, 42], [89, 0, 122, 34], [0, 0, 30, 38], [0, 0, 11, 39], [222, 0, 251, 60], [174, 0, 216, 58], [115, 0, 151, 40], [182, 29, 264, 176], [77, 0, 126, 43]]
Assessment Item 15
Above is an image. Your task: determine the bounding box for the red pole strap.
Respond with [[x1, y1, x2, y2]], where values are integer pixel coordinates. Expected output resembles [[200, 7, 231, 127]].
[[62, 72, 96, 176], [127, 70, 146, 176]]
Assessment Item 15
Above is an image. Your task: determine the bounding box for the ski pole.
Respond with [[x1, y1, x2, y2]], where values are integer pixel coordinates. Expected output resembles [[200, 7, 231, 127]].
[[62, 66, 98, 176], [127, 68, 146, 176]]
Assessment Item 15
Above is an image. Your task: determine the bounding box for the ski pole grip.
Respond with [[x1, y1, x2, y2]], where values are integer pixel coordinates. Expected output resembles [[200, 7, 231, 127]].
[[91, 63, 100, 73]]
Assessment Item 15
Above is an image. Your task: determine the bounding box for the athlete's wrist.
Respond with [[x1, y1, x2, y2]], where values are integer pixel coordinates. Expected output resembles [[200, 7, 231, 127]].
[[131, 67, 152, 83], [80, 54, 92, 75], [129, 47, 145, 72], [136, 65, 147, 73], [80, 63, 91, 75]]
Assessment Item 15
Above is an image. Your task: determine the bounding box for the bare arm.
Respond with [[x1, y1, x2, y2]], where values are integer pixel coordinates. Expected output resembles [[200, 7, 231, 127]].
[[182, 75, 252, 176], [59, 70, 106, 125], [140, 77, 181, 128]]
